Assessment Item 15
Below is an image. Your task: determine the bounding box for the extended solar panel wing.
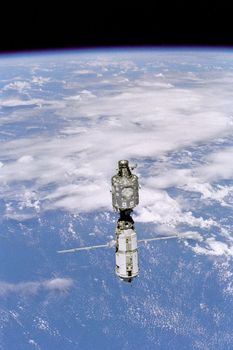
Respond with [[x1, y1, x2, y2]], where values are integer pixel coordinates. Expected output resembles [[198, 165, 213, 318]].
[[138, 235, 179, 244], [57, 240, 116, 254], [57, 232, 202, 254]]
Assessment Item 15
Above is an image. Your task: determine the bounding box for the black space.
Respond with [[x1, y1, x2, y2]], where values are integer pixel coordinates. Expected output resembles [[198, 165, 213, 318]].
[[1, 3, 233, 53]]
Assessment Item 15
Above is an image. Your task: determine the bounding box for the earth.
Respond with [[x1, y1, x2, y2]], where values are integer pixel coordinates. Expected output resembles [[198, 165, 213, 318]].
[[0, 48, 233, 350]]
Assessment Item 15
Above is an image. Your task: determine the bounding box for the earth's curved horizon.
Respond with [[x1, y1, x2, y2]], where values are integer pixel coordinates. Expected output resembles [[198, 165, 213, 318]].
[[0, 47, 233, 350]]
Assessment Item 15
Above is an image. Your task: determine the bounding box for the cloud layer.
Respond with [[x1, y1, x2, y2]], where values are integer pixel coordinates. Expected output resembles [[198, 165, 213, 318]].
[[1, 51, 233, 257], [0, 278, 74, 297]]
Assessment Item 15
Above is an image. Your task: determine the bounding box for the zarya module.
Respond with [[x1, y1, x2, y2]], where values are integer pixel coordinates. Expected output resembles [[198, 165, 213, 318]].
[[111, 160, 139, 282]]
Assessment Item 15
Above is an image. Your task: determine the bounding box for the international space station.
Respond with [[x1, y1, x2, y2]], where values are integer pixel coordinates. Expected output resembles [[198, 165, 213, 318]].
[[58, 160, 199, 283]]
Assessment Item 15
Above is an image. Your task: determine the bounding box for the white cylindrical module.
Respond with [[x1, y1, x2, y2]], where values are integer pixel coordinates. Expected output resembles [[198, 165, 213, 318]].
[[115, 228, 139, 281]]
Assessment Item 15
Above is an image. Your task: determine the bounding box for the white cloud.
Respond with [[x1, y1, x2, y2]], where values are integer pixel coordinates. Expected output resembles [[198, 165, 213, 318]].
[[42, 278, 74, 290], [192, 238, 233, 257], [78, 58, 138, 71], [31, 76, 50, 85], [74, 69, 96, 75], [134, 79, 174, 88], [0, 278, 73, 297], [64, 94, 81, 101], [0, 98, 43, 108], [198, 147, 233, 182], [134, 187, 217, 228], [178, 231, 203, 241], [44, 181, 111, 212], [64, 90, 96, 102], [17, 155, 34, 163], [2, 80, 31, 92]]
